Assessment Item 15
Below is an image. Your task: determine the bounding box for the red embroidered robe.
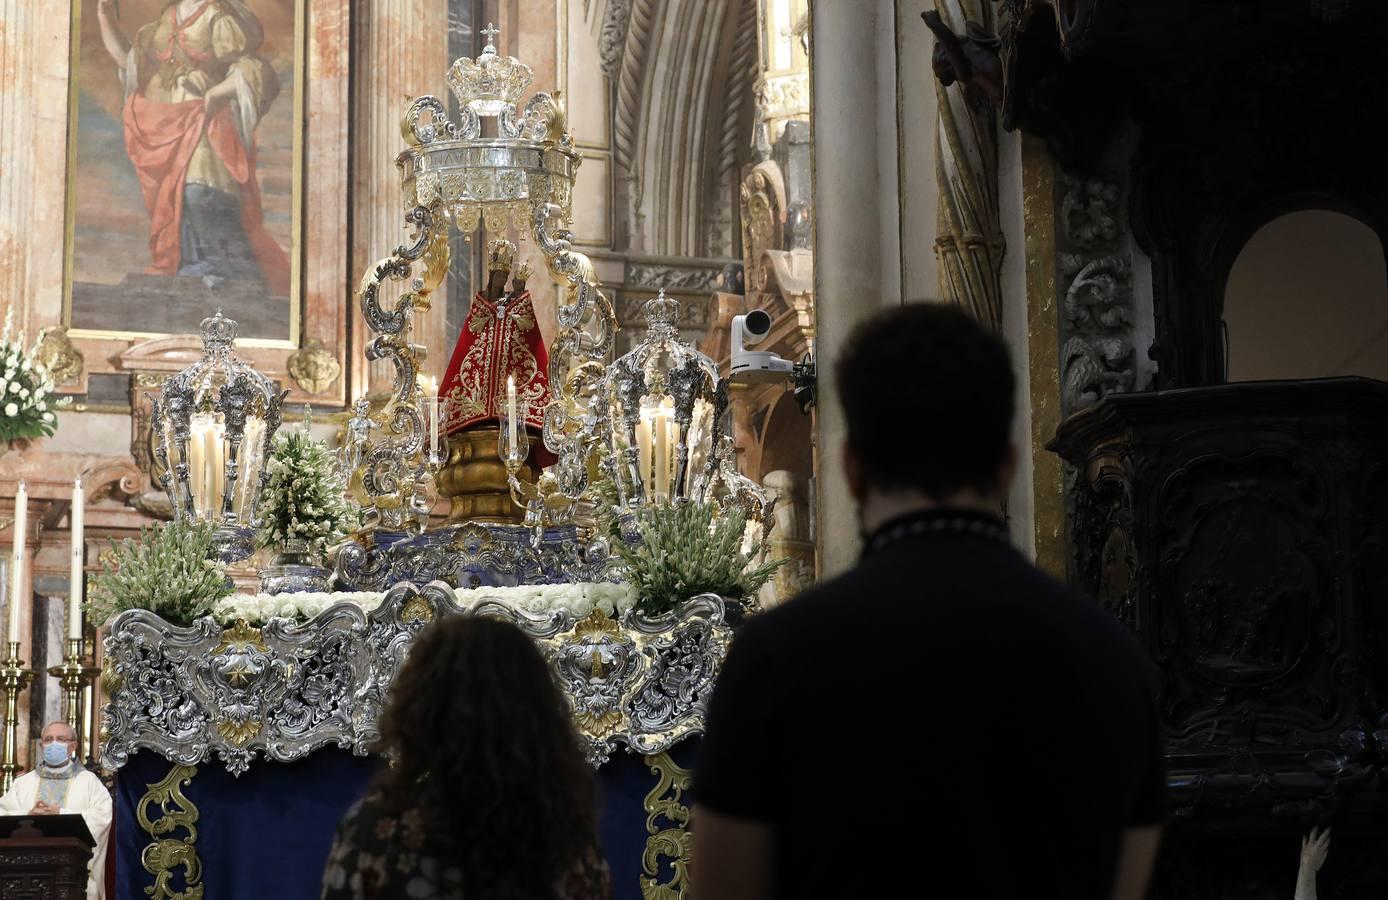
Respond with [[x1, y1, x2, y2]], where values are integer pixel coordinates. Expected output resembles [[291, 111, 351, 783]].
[[438, 291, 555, 466]]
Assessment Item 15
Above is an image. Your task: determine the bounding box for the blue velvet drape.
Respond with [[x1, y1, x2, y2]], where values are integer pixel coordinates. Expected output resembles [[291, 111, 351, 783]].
[[116, 740, 699, 900]]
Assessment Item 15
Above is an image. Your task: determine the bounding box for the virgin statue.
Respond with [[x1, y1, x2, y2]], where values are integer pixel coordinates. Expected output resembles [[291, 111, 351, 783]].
[[437, 239, 555, 466], [95, 0, 290, 295]]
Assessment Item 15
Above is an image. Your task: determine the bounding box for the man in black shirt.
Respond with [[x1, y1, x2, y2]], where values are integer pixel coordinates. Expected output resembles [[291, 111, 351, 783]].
[[692, 304, 1164, 899]]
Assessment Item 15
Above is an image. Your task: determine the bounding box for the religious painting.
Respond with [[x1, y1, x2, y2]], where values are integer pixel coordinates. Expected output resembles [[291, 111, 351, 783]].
[[63, 0, 303, 345]]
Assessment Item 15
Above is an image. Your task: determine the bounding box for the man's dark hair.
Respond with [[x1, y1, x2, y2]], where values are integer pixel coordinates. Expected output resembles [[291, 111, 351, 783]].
[[835, 302, 1015, 499]]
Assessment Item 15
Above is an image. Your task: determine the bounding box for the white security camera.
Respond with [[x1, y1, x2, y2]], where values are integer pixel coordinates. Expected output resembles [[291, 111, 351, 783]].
[[730, 309, 794, 382]]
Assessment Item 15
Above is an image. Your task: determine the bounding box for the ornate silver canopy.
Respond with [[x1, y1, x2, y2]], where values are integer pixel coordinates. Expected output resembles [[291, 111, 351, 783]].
[[349, 24, 615, 527]]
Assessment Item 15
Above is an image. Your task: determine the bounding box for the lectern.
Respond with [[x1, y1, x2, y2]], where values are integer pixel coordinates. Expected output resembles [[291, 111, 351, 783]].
[[0, 814, 95, 900]]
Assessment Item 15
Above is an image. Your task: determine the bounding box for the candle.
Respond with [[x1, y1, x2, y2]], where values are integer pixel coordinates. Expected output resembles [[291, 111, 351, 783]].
[[209, 422, 226, 518], [188, 420, 206, 516], [635, 408, 655, 494], [506, 376, 519, 462], [653, 410, 670, 500], [427, 377, 440, 457], [201, 423, 216, 519], [8, 481, 26, 645], [68, 478, 83, 640], [234, 418, 264, 519]]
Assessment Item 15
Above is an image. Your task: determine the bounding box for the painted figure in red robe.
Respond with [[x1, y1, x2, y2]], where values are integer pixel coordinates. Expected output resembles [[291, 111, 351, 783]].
[[95, 0, 290, 295]]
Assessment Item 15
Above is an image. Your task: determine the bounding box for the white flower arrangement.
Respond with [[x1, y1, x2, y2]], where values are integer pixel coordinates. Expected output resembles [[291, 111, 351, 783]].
[[0, 311, 65, 442], [209, 582, 639, 626], [257, 428, 360, 557]]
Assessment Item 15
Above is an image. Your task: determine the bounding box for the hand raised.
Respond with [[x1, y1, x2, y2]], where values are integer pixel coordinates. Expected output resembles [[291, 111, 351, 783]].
[[1300, 826, 1332, 874]]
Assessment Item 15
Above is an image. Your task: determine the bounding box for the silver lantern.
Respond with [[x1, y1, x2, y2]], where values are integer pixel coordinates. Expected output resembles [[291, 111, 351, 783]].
[[151, 311, 285, 562]]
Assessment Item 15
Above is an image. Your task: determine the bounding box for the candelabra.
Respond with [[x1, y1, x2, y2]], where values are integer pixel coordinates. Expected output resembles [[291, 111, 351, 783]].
[[0, 641, 35, 793], [46, 637, 99, 753], [342, 382, 451, 532], [150, 311, 285, 562]]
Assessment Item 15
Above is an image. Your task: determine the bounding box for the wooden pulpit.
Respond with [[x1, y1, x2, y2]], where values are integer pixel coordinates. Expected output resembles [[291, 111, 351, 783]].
[[0, 814, 95, 900]]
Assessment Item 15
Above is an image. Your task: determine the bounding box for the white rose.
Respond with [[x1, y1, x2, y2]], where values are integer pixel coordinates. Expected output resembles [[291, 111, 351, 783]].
[[6, 381, 17, 393], [4, 403, 16, 417], [18, 388, 28, 399], [42, 412, 53, 422]]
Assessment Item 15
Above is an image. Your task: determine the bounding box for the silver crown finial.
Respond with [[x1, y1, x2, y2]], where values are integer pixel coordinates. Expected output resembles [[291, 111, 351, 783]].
[[200, 308, 238, 348], [481, 23, 500, 52], [642, 289, 680, 332]]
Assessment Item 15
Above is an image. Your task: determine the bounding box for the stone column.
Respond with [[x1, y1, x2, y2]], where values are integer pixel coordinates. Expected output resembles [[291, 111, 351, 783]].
[[0, 0, 36, 326], [351, 1, 452, 393], [810, 0, 902, 577]]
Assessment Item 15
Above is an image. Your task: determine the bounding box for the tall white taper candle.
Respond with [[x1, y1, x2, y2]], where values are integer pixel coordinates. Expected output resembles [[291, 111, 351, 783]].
[[69, 477, 84, 641], [8, 481, 27, 645]]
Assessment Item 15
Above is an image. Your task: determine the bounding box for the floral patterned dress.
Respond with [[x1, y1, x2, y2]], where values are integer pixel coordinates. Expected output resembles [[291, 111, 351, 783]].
[[320, 795, 612, 900]]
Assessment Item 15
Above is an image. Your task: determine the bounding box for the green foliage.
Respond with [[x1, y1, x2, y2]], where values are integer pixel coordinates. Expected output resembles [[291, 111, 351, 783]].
[[0, 314, 62, 442], [615, 500, 784, 616], [257, 429, 359, 556], [86, 520, 232, 627]]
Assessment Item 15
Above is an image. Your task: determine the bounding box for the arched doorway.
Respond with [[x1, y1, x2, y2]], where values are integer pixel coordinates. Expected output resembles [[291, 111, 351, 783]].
[[1223, 210, 1388, 382]]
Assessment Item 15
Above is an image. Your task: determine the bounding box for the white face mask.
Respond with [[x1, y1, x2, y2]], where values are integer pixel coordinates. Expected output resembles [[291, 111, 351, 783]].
[[42, 741, 71, 767]]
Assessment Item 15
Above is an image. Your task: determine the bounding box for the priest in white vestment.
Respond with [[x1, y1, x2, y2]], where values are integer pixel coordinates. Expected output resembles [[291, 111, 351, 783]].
[[0, 721, 112, 900]]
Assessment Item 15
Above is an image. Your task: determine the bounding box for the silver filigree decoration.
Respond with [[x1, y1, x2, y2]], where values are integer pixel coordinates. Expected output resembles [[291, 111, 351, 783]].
[[103, 586, 732, 774]]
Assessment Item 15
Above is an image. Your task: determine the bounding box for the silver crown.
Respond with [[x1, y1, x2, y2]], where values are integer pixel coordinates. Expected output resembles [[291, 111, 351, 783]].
[[199, 309, 239, 349], [446, 23, 535, 118], [642, 290, 681, 334]]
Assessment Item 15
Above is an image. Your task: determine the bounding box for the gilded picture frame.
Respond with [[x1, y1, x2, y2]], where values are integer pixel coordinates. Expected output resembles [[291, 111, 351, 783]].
[[57, 0, 350, 409]]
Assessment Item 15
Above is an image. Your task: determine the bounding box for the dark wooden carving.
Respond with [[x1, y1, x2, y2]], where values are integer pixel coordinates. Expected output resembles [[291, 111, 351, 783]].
[[921, 11, 1004, 107], [980, 0, 1388, 387], [1052, 378, 1388, 898]]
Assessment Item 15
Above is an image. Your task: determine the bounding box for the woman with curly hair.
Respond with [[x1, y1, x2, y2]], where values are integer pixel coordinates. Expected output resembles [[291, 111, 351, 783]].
[[321, 615, 611, 900]]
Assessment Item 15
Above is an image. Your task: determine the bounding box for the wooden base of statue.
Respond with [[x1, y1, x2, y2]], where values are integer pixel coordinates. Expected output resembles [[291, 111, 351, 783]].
[[435, 426, 538, 524]]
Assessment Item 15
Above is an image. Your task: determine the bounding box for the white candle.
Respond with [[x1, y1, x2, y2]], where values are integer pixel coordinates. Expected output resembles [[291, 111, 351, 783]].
[[506, 376, 519, 461], [68, 478, 83, 640], [188, 420, 206, 516], [8, 481, 26, 645], [427, 377, 440, 456], [635, 411, 654, 497], [653, 411, 670, 500], [234, 418, 263, 519], [209, 423, 226, 518]]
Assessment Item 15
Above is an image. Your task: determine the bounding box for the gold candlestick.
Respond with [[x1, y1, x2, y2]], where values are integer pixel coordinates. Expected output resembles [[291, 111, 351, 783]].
[[47, 637, 99, 752], [0, 641, 36, 793]]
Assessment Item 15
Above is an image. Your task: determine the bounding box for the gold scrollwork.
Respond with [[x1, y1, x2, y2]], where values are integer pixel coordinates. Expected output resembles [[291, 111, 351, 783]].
[[287, 339, 343, 396], [212, 622, 268, 743], [216, 718, 264, 747], [35, 325, 84, 386], [212, 621, 268, 656], [401, 595, 434, 624], [138, 764, 204, 900], [641, 751, 693, 900]]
